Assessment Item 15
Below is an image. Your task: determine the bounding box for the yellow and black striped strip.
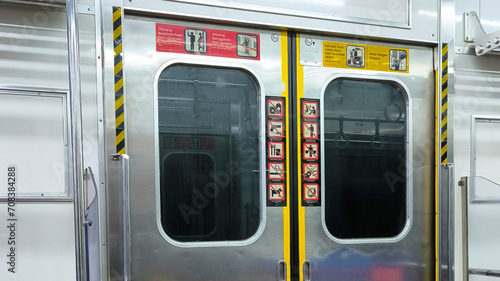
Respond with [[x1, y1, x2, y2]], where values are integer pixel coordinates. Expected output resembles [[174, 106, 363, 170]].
[[113, 7, 125, 154], [441, 44, 448, 164]]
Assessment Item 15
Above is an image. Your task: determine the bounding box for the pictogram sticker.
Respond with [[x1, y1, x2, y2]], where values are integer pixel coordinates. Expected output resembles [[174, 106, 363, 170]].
[[268, 141, 285, 160], [302, 101, 318, 119], [303, 183, 319, 201], [269, 183, 285, 201], [184, 28, 207, 54], [303, 163, 319, 181], [268, 120, 284, 138], [268, 162, 285, 180], [303, 122, 318, 140], [303, 143, 319, 161], [267, 99, 284, 118], [237, 34, 258, 58]]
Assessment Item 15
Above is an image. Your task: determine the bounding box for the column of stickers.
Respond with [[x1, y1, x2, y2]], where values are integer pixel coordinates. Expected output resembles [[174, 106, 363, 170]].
[[266, 97, 287, 207], [301, 99, 321, 206]]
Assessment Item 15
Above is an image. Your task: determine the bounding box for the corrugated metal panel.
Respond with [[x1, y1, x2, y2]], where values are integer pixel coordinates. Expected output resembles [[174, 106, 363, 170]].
[[0, 5, 69, 89]]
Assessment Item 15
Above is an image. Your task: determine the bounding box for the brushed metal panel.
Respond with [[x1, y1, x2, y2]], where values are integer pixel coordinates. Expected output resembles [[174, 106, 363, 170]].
[[302, 34, 435, 280], [105, 17, 286, 280], [124, 0, 438, 43], [169, 0, 409, 26]]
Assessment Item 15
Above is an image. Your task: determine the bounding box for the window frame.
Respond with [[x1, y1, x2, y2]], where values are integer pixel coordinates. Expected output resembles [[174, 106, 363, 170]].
[[153, 60, 267, 248], [320, 74, 413, 244]]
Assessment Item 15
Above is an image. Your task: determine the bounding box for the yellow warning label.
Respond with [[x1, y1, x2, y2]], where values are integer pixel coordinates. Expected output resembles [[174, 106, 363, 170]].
[[323, 41, 409, 73]]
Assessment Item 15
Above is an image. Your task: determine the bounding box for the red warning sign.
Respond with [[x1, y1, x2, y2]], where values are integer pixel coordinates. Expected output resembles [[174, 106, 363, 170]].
[[268, 120, 284, 138], [267, 99, 284, 118], [268, 141, 285, 160], [303, 143, 319, 161], [303, 183, 319, 201], [268, 162, 285, 180], [303, 122, 319, 140], [303, 163, 319, 181], [302, 101, 318, 119], [156, 23, 260, 60], [269, 183, 285, 201]]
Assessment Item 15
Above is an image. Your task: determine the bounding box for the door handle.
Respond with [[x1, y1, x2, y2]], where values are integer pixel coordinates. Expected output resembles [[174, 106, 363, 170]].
[[278, 260, 286, 281], [303, 260, 312, 281]]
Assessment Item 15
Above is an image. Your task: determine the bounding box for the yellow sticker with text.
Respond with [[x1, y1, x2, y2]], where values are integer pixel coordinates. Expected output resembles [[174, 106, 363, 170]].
[[323, 41, 409, 73]]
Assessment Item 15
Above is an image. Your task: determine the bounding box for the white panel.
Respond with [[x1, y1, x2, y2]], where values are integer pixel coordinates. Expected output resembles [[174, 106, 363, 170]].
[[0, 203, 76, 280], [480, 0, 500, 34], [475, 121, 500, 184], [468, 202, 500, 270], [0, 93, 68, 198], [172, 0, 408, 25]]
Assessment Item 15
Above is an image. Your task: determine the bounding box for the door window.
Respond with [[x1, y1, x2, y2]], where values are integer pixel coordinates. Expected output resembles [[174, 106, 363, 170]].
[[157, 65, 261, 243], [323, 78, 408, 239]]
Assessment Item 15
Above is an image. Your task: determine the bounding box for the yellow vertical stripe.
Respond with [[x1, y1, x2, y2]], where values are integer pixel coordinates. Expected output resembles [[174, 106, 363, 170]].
[[281, 30, 291, 281], [296, 35, 306, 281]]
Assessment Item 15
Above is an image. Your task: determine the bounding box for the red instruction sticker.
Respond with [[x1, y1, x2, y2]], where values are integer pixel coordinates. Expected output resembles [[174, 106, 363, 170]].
[[156, 23, 260, 60]]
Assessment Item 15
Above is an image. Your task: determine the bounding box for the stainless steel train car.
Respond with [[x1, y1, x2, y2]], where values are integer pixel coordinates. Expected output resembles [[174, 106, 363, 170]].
[[0, 0, 499, 280]]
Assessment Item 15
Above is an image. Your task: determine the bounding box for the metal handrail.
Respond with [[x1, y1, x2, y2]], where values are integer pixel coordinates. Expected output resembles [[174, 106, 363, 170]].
[[470, 269, 500, 278]]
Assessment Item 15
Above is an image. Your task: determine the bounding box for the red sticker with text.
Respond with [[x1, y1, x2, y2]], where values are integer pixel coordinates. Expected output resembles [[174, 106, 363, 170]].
[[156, 23, 259, 60]]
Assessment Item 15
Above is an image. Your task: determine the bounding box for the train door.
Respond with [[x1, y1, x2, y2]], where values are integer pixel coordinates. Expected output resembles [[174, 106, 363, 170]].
[[107, 12, 435, 281], [297, 35, 435, 280], [108, 14, 291, 281]]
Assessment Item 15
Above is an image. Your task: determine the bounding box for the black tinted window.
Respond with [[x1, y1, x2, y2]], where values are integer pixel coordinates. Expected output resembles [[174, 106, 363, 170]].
[[323, 78, 407, 239], [158, 65, 260, 242]]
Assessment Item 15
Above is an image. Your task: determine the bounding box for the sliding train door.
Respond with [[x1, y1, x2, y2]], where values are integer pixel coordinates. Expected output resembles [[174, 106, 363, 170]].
[[106, 11, 435, 281], [108, 15, 291, 281], [297, 34, 435, 281]]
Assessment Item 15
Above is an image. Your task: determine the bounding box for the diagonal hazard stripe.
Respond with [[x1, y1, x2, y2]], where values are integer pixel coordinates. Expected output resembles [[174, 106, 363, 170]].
[[116, 129, 125, 145], [115, 95, 124, 111], [116, 112, 124, 127], [115, 77, 123, 92], [114, 43, 122, 57], [441, 143, 447, 157], [113, 7, 121, 22], [440, 43, 448, 165], [113, 26, 122, 41], [113, 6, 125, 154], [441, 129, 447, 143], [114, 61, 123, 76], [442, 44, 448, 57]]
